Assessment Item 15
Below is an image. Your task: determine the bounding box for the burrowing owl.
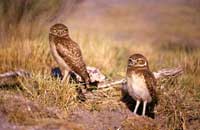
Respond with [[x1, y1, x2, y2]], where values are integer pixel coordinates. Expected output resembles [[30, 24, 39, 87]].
[[49, 23, 90, 87], [126, 54, 157, 116]]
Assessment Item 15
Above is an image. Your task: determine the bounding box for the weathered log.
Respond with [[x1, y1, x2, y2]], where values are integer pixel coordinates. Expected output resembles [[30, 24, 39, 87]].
[[153, 66, 183, 79]]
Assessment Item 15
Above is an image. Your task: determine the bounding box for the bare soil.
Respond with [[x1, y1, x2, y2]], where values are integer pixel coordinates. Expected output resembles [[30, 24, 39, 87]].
[[0, 90, 160, 130]]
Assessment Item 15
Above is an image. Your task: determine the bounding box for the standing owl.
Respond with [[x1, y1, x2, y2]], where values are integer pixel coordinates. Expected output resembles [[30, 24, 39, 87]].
[[125, 54, 157, 116], [49, 23, 90, 88]]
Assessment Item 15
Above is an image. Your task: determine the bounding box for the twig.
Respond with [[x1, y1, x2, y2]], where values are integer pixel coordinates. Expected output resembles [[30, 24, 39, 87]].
[[0, 69, 30, 78], [98, 79, 126, 89], [153, 66, 183, 79]]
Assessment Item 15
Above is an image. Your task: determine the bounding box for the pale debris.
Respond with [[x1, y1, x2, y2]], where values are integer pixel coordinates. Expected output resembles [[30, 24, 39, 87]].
[[75, 66, 106, 83], [153, 66, 183, 79]]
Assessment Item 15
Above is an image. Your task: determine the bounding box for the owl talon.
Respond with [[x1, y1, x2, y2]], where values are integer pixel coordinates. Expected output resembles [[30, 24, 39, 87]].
[[76, 87, 86, 102]]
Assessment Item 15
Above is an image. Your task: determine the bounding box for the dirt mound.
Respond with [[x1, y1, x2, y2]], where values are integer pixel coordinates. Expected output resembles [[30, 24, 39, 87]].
[[0, 91, 160, 130], [0, 112, 21, 130], [121, 116, 159, 130], [69, 108, 129, 130], [68, 100, 159, 130], [0, 91, 85, 130]]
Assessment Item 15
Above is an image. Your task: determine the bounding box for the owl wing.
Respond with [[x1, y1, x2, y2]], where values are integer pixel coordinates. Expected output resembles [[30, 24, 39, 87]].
[[143, 70, 158, 117], [143, 70, 157, 98], [55, 39, 90, 83]]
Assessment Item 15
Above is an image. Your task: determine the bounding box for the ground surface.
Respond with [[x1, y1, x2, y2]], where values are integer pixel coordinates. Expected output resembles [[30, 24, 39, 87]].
[[0, 0, 200, 130], [0, 90, 161, 130]]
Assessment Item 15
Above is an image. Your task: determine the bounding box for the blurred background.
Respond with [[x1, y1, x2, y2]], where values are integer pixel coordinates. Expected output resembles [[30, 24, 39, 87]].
[[0, 0, 200, 44]]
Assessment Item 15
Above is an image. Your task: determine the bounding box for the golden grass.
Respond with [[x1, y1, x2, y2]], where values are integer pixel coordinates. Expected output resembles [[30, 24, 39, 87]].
[[0, 0, 200, 129], [0, 31, 199, 129]]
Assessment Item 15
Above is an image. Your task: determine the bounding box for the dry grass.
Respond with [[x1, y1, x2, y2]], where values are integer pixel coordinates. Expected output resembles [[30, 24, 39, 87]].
[[0, 0, 200, 130]]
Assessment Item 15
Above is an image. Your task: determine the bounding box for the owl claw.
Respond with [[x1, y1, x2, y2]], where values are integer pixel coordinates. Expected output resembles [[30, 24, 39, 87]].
[[76, 87, 86, 102]]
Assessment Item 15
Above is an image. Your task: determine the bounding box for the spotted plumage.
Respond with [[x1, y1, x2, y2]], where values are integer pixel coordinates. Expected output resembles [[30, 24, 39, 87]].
[[126, 53, 157, 116], [49, 23, 90, 87]]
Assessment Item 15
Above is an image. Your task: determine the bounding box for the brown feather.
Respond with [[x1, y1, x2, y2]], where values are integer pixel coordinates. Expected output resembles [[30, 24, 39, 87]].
[[49, 30, 90, 84], [54, 37, 90, 83], [142, 70, 156, 98], [130, 69, 156, 96]]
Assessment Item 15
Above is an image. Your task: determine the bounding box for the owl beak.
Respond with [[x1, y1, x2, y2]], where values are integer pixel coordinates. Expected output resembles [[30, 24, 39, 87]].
[[58, 31, 62, 35]]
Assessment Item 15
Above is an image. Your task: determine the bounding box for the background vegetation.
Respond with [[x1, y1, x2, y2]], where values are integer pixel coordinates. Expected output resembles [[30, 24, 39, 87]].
[[0, 0, 199, 130]]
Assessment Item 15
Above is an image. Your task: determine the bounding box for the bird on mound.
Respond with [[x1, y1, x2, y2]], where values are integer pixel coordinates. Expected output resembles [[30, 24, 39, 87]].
[[49, 23, 91, 90], [125, 53, 157, 116]]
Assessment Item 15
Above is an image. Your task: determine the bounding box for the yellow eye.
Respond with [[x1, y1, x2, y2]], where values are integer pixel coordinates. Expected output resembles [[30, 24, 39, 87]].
[[53, 29, 57, 33]]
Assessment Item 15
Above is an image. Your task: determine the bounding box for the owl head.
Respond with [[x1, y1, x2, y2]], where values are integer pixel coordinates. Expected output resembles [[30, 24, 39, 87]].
[[50, 23, 69, 37], [127, 53, 149, 69]]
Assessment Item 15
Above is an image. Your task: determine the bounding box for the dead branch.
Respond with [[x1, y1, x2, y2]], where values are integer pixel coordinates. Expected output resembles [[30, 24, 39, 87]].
[[0, 69, 30, 85], [153, 66, 183, 79], [97, 79, 126, 89]]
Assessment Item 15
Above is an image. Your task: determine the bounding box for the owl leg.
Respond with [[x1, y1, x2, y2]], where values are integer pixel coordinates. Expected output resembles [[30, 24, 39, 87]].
[[142, 100, 147, 116], [134, 100, 140, 115], [61, 70, 70, 83]]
